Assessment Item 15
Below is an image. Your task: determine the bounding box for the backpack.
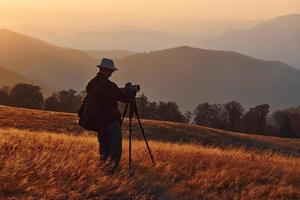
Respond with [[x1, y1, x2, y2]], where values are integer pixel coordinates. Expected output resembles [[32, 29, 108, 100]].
[[78, 79, 106, 132]]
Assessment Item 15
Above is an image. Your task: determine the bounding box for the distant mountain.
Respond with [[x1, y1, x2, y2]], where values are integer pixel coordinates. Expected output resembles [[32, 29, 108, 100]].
[[0, 29, 98, 91], [199, 14, 300, 69], [85, 50, 135, 60], [0, 65, 54, 96], [2, 29, 300, 111], [6, 20, 261, 47], [115, 46, 300, 111], [6, 14, 297, 69], [56, 30, 187, 51]]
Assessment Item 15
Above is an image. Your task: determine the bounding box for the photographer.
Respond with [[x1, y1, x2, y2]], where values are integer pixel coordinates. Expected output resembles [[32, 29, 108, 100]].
[[85, 58, 131, 174]]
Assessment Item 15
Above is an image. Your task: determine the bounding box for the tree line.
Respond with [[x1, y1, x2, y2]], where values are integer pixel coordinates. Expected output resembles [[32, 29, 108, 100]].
[[192, 102, 300, 138], [0, 83, 299, 138], [0, 83, 187, 122], [0, 83, 84, 113]]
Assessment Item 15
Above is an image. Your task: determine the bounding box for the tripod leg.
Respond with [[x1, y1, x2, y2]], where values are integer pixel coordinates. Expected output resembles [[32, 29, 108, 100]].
[[121, 103, 129, 125], [133, 103, 155, 166], [128, 104, 133, 173]]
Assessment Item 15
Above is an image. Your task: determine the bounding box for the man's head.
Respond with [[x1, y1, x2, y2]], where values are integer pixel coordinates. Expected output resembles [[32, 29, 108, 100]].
[[97, 58, 118, 78]]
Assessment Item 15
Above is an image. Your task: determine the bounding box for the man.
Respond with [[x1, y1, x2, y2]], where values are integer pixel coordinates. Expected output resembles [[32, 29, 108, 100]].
[[86, 58, 129, 173]]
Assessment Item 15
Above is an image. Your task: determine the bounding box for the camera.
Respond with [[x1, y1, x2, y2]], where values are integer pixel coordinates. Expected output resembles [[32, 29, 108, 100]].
[[125, 82, 140, 93]]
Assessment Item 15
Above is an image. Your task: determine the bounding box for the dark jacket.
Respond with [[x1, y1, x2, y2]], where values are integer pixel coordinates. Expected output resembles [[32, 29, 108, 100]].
[[86, 73, 129, 124]]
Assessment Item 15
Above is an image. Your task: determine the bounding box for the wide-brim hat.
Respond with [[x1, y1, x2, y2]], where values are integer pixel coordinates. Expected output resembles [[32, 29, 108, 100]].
[[97, 58, 118, 71]]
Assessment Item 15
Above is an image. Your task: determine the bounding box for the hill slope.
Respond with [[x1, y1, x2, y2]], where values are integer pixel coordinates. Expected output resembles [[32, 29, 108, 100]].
[[200, 14, 300, 69], [0, 106, 299, 199], [115, 46, 300, 111], [0, 105, 299, 155], [85, 50, 136, 60], [0, 29, 98, 91], [1, 129, 299, 199], [0, 65, 54, 96]]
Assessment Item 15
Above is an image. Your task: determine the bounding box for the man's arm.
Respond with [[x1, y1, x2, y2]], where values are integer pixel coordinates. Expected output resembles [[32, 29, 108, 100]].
[[112, 83, 130, 103]]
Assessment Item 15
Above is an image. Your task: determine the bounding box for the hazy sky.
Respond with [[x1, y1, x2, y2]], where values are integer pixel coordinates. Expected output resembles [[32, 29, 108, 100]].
[[1, 0, 300, 32]]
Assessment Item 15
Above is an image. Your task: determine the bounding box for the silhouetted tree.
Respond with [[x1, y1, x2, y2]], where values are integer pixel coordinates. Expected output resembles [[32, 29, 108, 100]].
[[208, 103, 225, 129], [156, 101, 186, 122], [120, 94, 187, 122], [147, 101, 159, 119], [44, 89, 83, 113], [242, 104, 270, 134], [193, 103, 210, 126], [10, 83, 43, 109], [44, 93, 60, 111], [289, 112, 300, 137], [0, 86, 10, 105], [136, 93, 152, 119], [57, 89, 83, 113], [223, 101, 244, 131], [193, 103, 225, 128], [272, 110, 295, 138]]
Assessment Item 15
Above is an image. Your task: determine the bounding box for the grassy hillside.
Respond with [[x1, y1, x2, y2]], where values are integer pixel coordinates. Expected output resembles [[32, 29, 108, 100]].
[[1, 129, 299, 200], [1, 105, 299, 155], [0, 105, 300, 199]]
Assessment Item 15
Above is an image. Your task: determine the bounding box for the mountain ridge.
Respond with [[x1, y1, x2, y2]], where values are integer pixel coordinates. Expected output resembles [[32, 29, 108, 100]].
[[115, 46, 300, 111], [0, 28, 98, 91], [0, 65, 55, 96], [199, 14, 300, 69], [1, 29, 300, 111]]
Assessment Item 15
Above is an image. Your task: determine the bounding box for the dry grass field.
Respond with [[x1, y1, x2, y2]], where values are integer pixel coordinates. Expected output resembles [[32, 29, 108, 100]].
[[0, 105, 300, 199]]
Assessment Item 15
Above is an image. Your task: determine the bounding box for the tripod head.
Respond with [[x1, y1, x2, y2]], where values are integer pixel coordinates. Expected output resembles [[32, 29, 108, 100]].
[[125, 82, 140, 104], [125, 82, 140, 93]]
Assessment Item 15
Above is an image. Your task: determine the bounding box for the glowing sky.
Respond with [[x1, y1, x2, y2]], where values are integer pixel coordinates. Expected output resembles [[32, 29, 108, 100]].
[[1, 0, 300, 31]]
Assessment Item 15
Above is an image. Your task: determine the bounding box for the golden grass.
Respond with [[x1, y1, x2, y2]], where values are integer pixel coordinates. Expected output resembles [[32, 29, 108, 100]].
[[1, 105, 299, 156], [1, 128, 300, 200], [1, 105, 300, 199]]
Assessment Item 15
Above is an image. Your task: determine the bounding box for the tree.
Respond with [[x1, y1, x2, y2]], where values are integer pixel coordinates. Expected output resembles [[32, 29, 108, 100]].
[[44, 89, 83, 113], [193, 103, 225, 128], [208, 103, 225, 129], [57, 89, 83, 113], [223, 101, 244, 131], [0, 86, 10, 105], [289, 112, 300, 137], [272, 110, 295, 138], [147, 101, 159, 119], [193, 103, 210, 126], [44, 93, 60, 111], [10, 83, 44, 109], [242, 104, 270, 134], [136, 93, 151, 119], [156, 101, 186, 122]]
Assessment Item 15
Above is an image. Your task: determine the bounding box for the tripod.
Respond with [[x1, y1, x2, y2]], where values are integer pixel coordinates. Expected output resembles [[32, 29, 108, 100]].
[[121, 98, 155, 173]]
